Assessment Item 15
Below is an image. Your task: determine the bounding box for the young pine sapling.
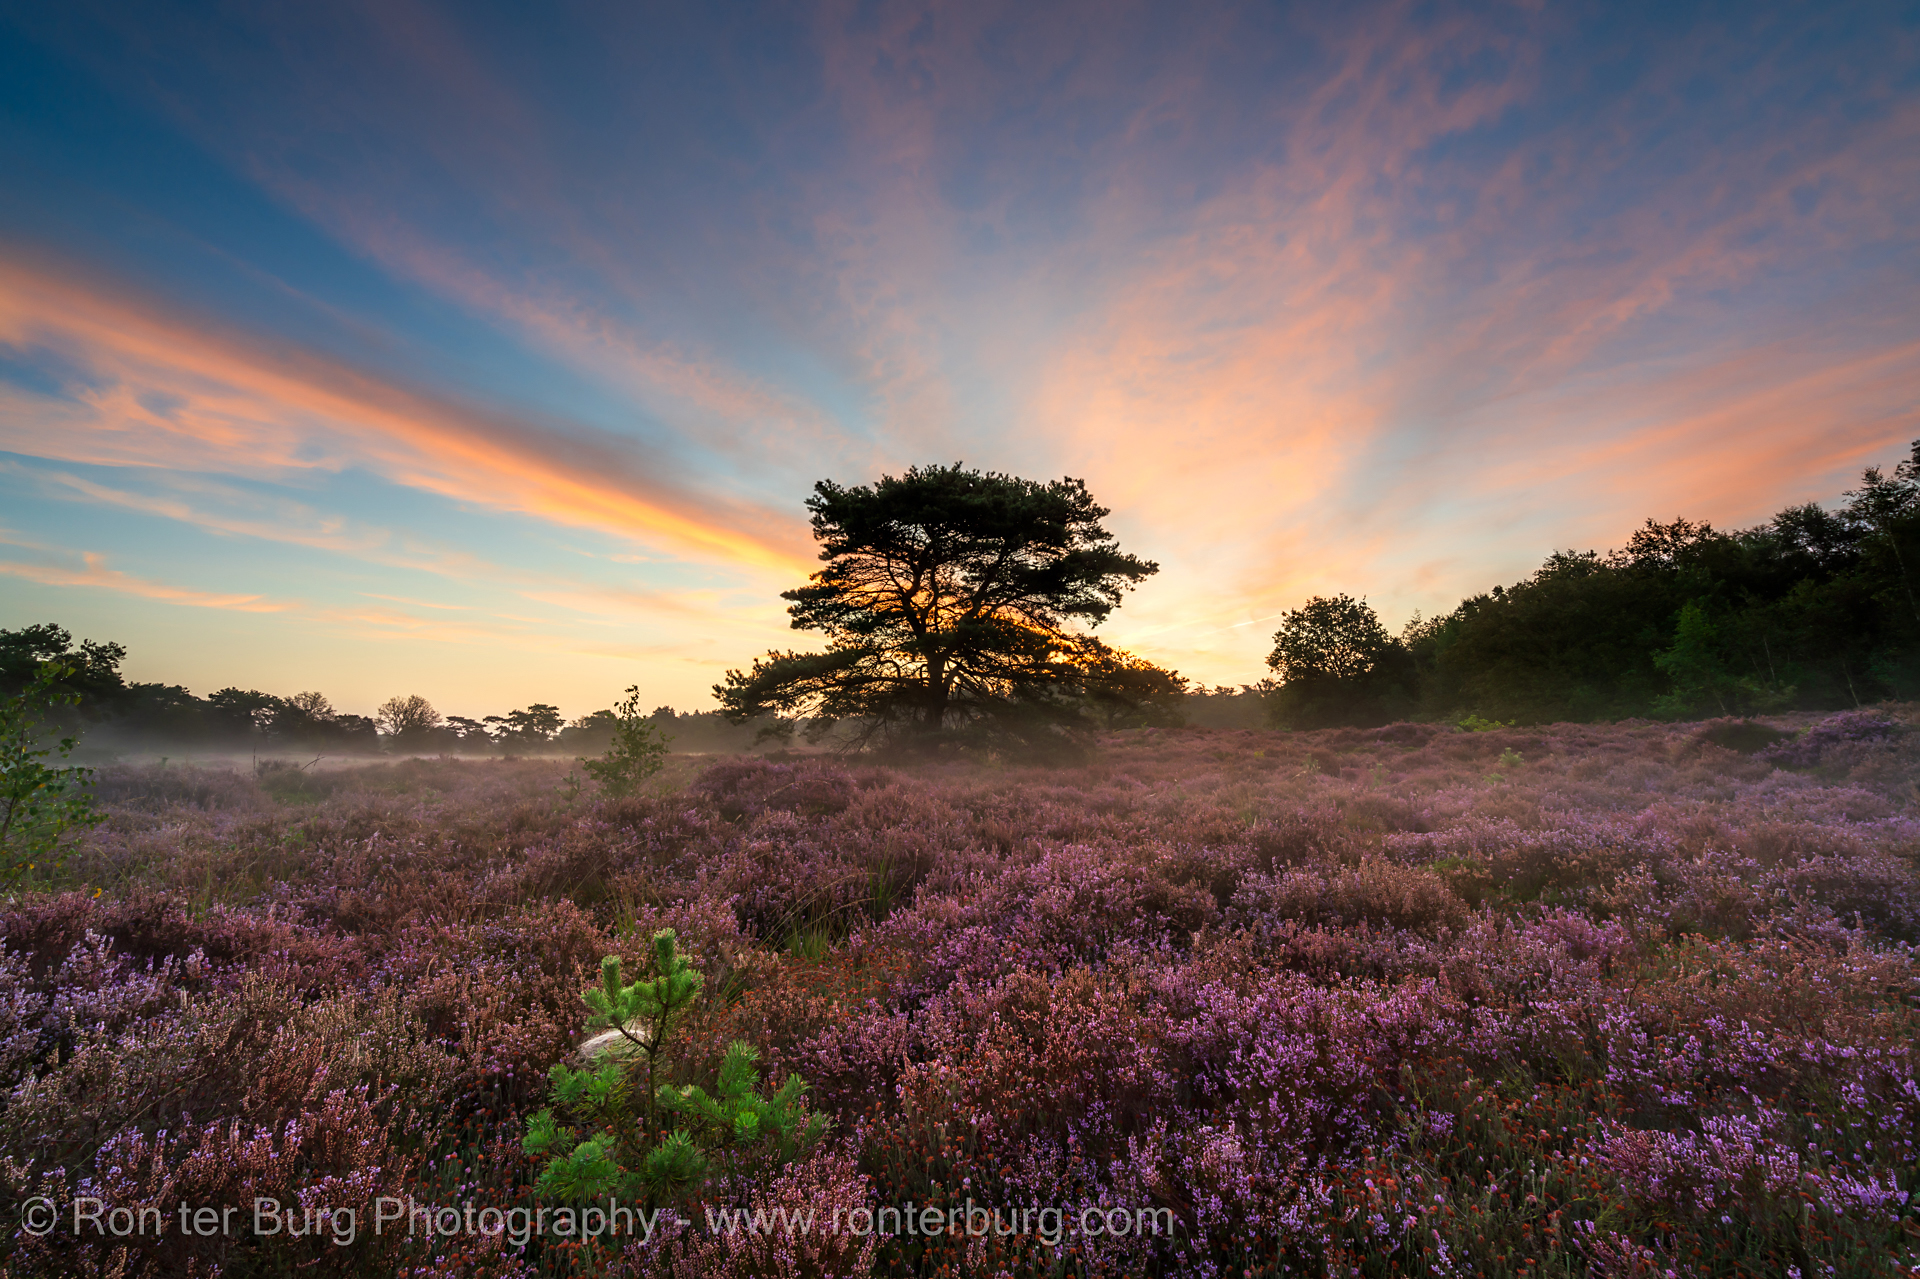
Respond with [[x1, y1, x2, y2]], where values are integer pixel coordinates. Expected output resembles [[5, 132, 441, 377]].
[[581, 685, 671, 798], [523, 929, 826, 1204]]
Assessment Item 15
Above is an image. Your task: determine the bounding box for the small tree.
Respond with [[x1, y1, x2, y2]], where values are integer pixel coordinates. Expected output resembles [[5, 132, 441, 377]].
[[375, 694, 442, 749], [581, 686, 671, 797], [1, 662, 105, 884], [1651, 599, 1787, 717], [524, 930, 826, 1204], [1266, 594, 1415, 729]]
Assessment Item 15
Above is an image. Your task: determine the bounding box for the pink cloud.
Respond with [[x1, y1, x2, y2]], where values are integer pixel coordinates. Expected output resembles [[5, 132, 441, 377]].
[[0, 252, 816, 578]]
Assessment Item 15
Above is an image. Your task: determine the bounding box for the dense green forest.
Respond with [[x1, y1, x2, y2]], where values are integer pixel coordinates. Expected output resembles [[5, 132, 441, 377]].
[[1267, 441, 1920, 727]]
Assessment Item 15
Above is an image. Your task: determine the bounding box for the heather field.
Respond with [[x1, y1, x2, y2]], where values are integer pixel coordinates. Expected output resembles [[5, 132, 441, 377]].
[[6, 711, 1920, 1278]]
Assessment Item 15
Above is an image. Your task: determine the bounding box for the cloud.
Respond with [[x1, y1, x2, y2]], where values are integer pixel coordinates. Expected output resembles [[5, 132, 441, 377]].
[[254, 198, 856, 476], [0, 523, 792, 663], [0, 453, 806, 645], [0, 459, 574, 592], [0, 531, 292, 613], [0, 252, 815, 578]]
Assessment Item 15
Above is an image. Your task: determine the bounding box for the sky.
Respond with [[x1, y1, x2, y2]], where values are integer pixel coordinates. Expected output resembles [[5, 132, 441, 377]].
[[1, 0, 1917, 721]]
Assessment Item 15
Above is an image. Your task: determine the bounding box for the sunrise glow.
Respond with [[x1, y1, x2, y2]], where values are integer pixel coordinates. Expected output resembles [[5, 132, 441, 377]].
[[2, 1, 1915, 718]]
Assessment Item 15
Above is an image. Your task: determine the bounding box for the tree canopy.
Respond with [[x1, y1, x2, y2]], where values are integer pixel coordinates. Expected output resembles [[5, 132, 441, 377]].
[[1386, 441, 1920, 724], [0, 624, 125, 702], [375, 694, 442, 744], [715, 463, 1171, 746], [1265, 594, 1416, 728]]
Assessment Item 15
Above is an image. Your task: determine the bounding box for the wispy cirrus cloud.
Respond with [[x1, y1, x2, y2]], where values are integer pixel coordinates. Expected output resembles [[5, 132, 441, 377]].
[[250, 197, 855, 478], [1, 455, 795, 639], [0, 525, 776, 665], [3, 460, 422, 562], [0, 252, 815, 577], [0, 530, 291, 614]]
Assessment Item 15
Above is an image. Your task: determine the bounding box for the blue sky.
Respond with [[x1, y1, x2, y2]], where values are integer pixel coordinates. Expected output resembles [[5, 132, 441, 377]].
[[1, 0, 1916, 720]]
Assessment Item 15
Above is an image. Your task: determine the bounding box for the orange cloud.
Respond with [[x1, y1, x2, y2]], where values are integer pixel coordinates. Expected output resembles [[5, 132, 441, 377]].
[[0, 252, 815, 579], [0, 544, 291, 614]]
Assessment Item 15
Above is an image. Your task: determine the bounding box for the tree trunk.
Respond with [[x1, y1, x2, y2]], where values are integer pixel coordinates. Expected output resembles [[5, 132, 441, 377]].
[[923, 658, 948, 732]]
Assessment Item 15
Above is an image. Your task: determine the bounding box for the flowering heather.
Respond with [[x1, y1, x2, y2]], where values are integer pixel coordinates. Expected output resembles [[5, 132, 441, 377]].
[[1756, 710, 1910, 771], [3, 712, 1919, 1277]]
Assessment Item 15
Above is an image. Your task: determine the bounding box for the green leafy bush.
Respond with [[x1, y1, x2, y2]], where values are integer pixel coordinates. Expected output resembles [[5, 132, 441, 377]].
[[1456, 713, 1511, 732], [0, 661, 104, 883], [580, 685, 671, 798], [523, 929, 826, 1204]]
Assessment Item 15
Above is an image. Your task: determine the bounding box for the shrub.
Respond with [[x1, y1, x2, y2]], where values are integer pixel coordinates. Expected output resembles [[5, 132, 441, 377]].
[[581, 685, 671, 798], [1231, 858, 1470, 935], [253, 758, 351, 802], [14, 713, 1920, 1278], [1456, 713, 1512, 731], [0, 661, 104, 884], [1756, 708, 1906, 768], [690, 757, 855, 820], [87, 763, 262, 811]]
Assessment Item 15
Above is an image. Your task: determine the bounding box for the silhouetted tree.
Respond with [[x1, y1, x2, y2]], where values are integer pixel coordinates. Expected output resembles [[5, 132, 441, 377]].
[[1181, 682, 1275, 729], [716, 464, 1161, 748], [0, 624, 125, 704], [328, 714, 381, 751], [118, 683, 210, 740], [443, 716, 493, 750], [1265, 595, 1414, 728], [1079, 645, 1190, 730], [559, 709, 620, 754], [375, 694, 442, 749], [490, 704, 564, 751], [266, 691, 334, 742], [1396, 440, 1920, 721], [1843, 445, 1920, 627], [208, 688, 281, 739]]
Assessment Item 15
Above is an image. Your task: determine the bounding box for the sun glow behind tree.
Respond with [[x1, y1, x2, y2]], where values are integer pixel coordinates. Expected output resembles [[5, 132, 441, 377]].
[[716, 464, 1179, 747]]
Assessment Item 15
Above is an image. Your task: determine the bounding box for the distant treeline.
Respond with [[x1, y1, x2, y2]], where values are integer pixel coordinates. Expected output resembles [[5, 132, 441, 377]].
[[1267, 441, 1920, 728], [0, 630, 767, 755], [10, 442, 1915, 744]]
